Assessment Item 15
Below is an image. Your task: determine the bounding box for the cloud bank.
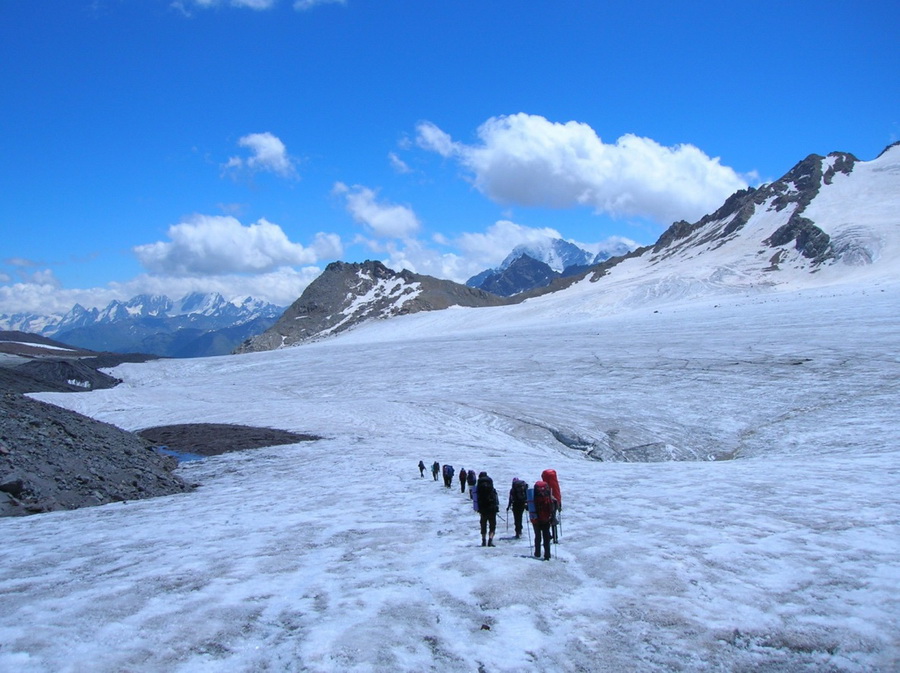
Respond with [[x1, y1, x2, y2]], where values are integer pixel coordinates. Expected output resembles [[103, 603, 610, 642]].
[[416, 113, 749, 225], [133, 215, 341, 276]]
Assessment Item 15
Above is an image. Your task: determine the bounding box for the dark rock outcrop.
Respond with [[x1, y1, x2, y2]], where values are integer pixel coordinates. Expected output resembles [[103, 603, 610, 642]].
[[0, 392, 193, 516]]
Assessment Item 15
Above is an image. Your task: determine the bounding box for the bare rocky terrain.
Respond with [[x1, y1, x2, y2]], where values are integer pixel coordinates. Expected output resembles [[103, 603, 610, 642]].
[[0, 332, 317, 517], [0, 391, 194, 516]]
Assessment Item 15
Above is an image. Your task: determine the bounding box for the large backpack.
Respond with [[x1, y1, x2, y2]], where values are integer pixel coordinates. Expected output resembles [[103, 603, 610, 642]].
[[476, 476, 498, 514], [531, 480, 555, 524], [541, 469, 561, 508], [511, 478, 528, 506]]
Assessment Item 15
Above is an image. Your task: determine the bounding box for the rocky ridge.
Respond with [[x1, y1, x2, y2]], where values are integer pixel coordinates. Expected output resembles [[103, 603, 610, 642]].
[[238, 260, 508, 352]]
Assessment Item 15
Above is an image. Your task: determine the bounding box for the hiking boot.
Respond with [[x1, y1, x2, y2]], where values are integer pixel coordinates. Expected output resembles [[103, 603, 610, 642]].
[[481, 538, 486, 547], [534, 551, 540, 558], [488, 539, 495, 547]]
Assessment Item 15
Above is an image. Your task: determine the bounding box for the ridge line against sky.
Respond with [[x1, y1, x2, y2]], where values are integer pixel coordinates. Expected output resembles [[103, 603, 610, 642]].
[[1, 0, 897, 315]]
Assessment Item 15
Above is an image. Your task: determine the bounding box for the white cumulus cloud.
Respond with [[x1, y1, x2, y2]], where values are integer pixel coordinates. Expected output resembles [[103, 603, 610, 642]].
[[416, 114, 750, 225], [224, 132, 297, 179], [333, 183, 421, 239], [133, 214, 340, 276]]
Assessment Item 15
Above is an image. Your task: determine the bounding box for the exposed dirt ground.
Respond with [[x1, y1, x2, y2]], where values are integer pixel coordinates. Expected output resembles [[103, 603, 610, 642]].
[[137, 424, 320, 456]]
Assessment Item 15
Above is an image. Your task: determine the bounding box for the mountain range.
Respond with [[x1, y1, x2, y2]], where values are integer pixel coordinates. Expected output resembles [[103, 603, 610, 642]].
[[0, 293, 284, 358], [243, 143, 900, 351]]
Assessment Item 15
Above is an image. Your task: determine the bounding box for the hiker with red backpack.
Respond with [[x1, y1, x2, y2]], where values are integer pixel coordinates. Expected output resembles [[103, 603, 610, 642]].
[[541, 468, 562, 543], [459, 468, 468, 493], [475, 471, 500, 547], [529, 479, 560, 560], [507, 478, 528, 539]]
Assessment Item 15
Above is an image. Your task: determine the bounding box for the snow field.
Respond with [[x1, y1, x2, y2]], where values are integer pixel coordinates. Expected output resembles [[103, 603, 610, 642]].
[[3, 281, 899, 671]]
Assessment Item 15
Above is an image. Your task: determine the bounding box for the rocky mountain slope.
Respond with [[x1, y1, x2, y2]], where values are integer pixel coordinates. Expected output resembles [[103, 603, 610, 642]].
[[237, 260, 508, 352]]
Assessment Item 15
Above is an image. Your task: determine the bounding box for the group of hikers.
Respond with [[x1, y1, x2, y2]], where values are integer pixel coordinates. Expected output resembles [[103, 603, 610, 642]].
[[417, 459, 562, 560]]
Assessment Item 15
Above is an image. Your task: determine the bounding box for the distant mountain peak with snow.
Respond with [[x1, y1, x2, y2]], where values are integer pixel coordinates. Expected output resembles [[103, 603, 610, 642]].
[[238, 260, 507, 352], [500, 238, 594, 273]]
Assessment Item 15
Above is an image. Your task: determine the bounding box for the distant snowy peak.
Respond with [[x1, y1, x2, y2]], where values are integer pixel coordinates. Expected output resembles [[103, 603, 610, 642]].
[[466, 238, 598, 296], [501, 238, 594, 272], [175, 292, 229, 317], [591, 239, 637, 264], [125, 294, 173, 317], [239, 261, 507, 351]]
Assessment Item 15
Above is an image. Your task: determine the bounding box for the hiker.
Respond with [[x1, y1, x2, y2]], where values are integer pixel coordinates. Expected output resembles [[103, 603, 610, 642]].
[[507, 477, 528, 539], [418, 460, 426, 478], [459, 468, 468, 493], [530, 479, 559, 560], [442, 464, 455, 488], [475, 471, 500, 547], [467, 469, 476, 498], [431, 461, 440, 481], [541, 469, 562, 543]]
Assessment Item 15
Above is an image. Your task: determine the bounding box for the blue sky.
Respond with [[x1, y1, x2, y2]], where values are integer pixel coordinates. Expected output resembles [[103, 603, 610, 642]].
[[1, 0, 897, 314]]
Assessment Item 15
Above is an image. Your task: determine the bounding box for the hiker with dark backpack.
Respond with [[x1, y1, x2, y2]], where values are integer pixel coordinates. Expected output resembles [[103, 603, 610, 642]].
[[459, 468, 468, 493], [529, 480, 559, 560], [431, 461, 440, 481], [507, 477, 528, 539], [467, 469, 476, 498], [442, 464, 455, 488], [418, 460, 426, 478], [475, 472, 500, 547]]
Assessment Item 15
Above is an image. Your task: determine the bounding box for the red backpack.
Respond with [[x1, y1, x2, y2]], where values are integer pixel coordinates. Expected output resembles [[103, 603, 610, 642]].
[[541, 469, 561, 508], [532, 480, 555, 524]]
